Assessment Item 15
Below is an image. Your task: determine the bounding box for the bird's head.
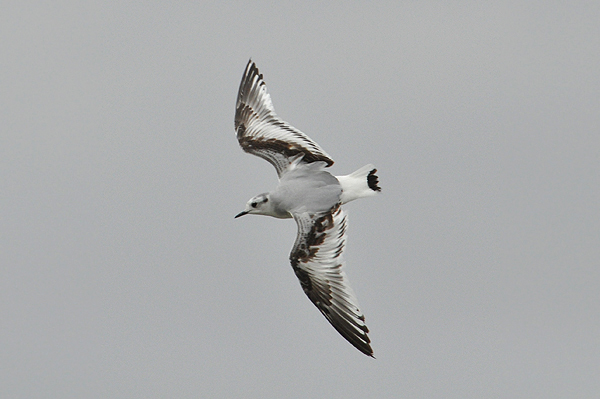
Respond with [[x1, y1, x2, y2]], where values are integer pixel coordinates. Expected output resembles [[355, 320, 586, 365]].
[[234, 193, 273, 218]]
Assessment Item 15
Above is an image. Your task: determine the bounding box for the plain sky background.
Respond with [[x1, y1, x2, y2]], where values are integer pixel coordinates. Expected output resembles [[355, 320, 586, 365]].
[[2, 2, 599, 398]]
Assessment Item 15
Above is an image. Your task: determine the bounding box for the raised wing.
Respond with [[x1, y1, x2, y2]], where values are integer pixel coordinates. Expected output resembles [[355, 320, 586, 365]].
[[235, 60, 334, 177], [290, 204, 373, 357]]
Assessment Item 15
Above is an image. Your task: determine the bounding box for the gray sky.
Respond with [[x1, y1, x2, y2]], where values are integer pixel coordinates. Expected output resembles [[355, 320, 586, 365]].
[[2, 2, 599, 398]]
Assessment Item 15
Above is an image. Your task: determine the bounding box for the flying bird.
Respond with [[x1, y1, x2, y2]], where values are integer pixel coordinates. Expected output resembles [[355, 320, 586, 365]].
[[234, 60, 380, 357]]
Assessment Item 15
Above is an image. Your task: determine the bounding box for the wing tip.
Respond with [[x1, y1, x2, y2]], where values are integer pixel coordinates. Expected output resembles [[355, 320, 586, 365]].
[[363, 344, 376, 358], [330, 311, 375, 357]]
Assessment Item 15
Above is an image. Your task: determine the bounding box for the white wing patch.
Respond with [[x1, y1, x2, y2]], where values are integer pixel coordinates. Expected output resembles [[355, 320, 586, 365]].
[[235, 60, 334, 177], [290, 204, 373, 357]]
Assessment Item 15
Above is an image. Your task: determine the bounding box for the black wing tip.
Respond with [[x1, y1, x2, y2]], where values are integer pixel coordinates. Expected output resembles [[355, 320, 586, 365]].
[[367, 168, 381, 192], [333, 320, 375, 357], [352, 335, 375, 357], [244, 58, 255, 73], [243, 59, 263, 85], [237, 59, 263, 100], [328, 318, 374, 357]]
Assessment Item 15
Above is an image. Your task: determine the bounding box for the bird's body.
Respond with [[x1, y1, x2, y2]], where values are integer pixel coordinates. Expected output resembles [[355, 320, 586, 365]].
[[273, 161, 341, 216], [233, 60, 380, 357]]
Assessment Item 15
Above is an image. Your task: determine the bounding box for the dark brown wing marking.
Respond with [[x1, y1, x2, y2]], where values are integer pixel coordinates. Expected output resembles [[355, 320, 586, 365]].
[[290, 204, 373, 357], [235, 60, 334, 177]]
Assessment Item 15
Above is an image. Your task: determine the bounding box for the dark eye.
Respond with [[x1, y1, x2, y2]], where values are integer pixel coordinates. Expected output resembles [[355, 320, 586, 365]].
[[263, 197, 268, 203], [251, 202, 257, 208]]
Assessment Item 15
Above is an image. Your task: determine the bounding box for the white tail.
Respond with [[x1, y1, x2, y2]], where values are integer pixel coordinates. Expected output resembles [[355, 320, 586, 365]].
[[336, 164, 381, 204]]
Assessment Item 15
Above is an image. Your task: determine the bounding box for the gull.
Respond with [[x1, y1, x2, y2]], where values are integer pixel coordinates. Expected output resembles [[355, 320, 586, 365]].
[[233, 60, 381, 357]]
